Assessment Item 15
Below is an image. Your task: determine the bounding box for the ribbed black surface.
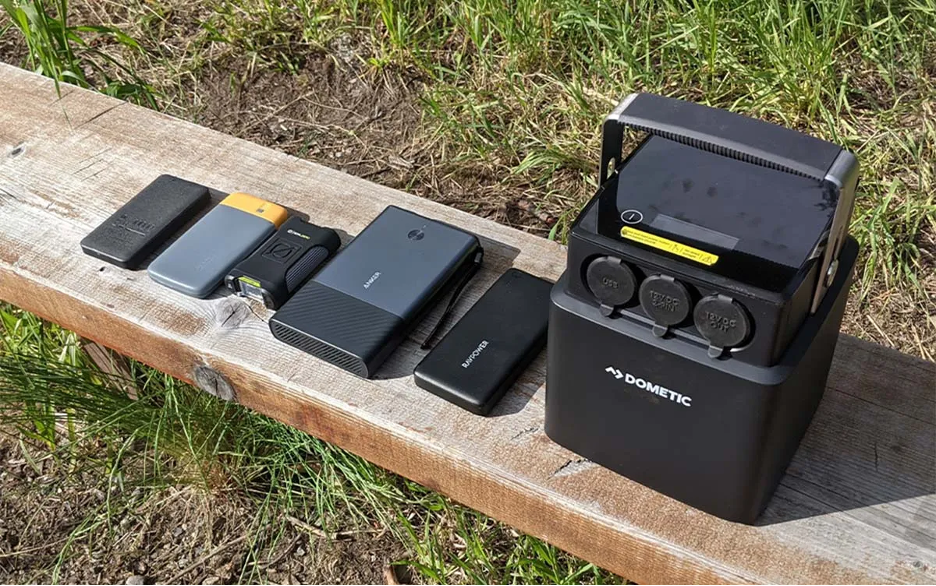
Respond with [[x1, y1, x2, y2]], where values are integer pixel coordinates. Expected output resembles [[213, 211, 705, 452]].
[[269, 280, 403, 378], [270, 320, 367, 376], [285, 246, 329, 292], [628, 123, 811, 179], [621, 93, 842, 181]]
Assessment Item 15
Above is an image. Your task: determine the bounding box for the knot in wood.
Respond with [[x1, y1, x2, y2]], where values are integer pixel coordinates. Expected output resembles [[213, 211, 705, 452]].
[[193, 365, 237, 402]]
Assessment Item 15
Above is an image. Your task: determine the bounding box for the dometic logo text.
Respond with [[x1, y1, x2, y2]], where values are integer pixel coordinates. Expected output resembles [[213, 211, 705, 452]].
[[363, 272, 381, 289], [462, 340, 489, 368], [604, 367, 692, 407]]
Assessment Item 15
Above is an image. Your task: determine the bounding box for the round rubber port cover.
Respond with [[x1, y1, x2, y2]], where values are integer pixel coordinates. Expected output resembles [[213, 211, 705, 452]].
[[585, 256, 636, 307], [694, 295, 752, 348], [638, 275, 691, 326]]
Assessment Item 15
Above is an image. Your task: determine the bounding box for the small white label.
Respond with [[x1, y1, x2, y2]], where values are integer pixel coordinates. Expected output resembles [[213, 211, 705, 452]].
[[363, 271, 381, 289], [605, 366, 692, 407], [462, 340, 489, 369]]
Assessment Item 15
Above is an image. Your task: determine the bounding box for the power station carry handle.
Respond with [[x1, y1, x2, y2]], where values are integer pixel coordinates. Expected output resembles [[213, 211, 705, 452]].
[[599, 93, 859, 314], [599, 93, 844, 183]]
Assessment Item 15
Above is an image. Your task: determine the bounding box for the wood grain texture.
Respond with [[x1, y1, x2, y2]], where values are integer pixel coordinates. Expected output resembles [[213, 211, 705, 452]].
[[82, 339, 138, 399], [0, 63, 933, 584]]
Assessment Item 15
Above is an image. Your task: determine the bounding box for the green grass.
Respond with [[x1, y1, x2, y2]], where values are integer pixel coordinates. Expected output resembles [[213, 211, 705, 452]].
[[1, 0, 935, 582], [1, 303, 619, 584], [193, 0, 935, 288], [0, 0, 156, 105]]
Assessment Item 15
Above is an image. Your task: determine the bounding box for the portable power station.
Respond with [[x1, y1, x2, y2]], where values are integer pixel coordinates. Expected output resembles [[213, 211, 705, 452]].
[[545, 93, 859, 523]]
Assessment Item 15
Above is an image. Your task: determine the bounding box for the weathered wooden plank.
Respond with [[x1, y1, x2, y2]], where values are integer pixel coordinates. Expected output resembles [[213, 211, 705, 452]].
[[0, 63, 933, 584]]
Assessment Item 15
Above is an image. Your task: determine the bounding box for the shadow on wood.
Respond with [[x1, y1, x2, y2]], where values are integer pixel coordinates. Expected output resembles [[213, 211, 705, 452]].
[[759, 340, 935, 537]]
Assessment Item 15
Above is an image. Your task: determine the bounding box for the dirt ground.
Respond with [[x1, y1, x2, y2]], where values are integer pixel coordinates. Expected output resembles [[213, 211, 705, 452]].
[[180, 50, 565, 236], [0, 432, 409, 584]]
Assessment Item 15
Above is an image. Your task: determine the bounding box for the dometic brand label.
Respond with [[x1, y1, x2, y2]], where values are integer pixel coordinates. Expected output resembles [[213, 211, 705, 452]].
[[604, 366, 692, 407], [620, 226, 718, 266], [462, 340, 489, 368]]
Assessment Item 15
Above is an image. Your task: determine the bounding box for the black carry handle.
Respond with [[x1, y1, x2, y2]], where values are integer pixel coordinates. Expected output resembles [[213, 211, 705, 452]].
[[599, 93, 844, 184], [599, 92, 859, 314], [599, 93, 845, 184]]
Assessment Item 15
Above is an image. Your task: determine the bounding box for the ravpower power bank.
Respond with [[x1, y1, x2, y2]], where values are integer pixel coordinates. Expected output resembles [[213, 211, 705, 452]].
[[414, 269, 552, 415], [270, 206, 483, 378], [80, 175, 210, 269], [148, 193, 288, 298]]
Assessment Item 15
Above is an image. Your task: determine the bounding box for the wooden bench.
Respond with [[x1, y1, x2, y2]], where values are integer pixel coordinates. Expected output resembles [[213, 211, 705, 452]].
[[0, 63, 933, 584]]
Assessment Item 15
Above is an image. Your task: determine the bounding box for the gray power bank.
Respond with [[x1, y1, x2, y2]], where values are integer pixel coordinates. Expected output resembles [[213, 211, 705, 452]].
[[270, 206, 483, 378], [148, 192, 288, 298]]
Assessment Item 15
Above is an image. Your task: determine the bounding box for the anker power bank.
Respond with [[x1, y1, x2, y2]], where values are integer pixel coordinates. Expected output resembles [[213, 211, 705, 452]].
[[414, 269, 553, 415], [148, 192, 288, 298], [270, 205, 483, 379], [80, 175, 210, 269]]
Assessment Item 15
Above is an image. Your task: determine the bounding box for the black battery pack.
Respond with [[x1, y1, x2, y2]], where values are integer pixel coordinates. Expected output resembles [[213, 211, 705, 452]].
[[414, 269, 552, 415], [270, 206, 483, 379], [80, 175, 210, 269], [225, 217, 341, 309]]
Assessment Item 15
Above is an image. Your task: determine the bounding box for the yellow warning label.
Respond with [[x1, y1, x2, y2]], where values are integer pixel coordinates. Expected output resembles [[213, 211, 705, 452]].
[[620, 227, 719, 266]]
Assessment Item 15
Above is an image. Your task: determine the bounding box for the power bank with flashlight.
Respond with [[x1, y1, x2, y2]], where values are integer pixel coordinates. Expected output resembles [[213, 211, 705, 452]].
[[148, 192, 288, 298], [225, 217, 341, 309], [270, 206, 483, 378]]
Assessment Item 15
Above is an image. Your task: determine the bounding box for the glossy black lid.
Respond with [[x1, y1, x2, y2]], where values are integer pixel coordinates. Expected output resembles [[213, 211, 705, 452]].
[[597, 135, 836, 292]]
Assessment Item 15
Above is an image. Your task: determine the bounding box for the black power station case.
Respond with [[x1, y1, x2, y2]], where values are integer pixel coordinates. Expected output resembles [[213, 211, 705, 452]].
[[545, 93, 860, 523], [548, 238, 855, 523]]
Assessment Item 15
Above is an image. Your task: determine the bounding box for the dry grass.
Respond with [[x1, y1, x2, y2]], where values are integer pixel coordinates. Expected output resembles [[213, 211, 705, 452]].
[[50, 0, 934, 356]]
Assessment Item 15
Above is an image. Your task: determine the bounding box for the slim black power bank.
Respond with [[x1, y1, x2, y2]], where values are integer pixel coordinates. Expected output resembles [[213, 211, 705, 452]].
[[414, 269, 553, 415], [80, 175, 210, 269], [270, 206, 483, 378]]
